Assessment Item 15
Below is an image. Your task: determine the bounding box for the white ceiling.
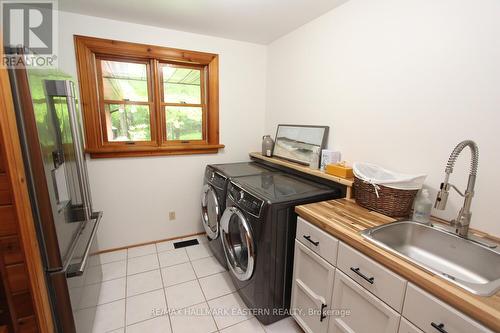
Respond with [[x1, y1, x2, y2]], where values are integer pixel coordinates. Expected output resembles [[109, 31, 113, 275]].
[[59, 0, 347, 44]]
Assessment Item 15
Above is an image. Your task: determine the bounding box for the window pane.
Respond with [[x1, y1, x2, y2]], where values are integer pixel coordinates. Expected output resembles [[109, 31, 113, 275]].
[[105, 104, 151, 142], [101, 60, 149, 102], [162, 66, 201, 104], [165, 106, 203, 141]]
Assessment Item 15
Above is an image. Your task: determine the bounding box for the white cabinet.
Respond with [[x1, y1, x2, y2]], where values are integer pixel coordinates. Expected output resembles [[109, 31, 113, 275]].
[[328, 270, 400, 333], [291, 240, 335, 333], [336, 242, 407, 312], [403, 284, 494, 333], [292, 218, 494, 333], [399, 318, 424, 333], [297, 216, 339, 265]]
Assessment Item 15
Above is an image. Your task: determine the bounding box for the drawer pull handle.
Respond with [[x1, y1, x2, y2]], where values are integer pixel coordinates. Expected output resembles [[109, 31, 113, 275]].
[[303, 235, 319, 246], [320, 303, 327, 322], [431, 322, 448, 333], [350, 267, 374, 284]]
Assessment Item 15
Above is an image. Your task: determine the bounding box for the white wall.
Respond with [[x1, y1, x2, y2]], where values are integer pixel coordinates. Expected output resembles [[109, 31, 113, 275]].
[[266, 0, 500, 236], [58, 12, 267, 250], [58, 1, 500, 248]]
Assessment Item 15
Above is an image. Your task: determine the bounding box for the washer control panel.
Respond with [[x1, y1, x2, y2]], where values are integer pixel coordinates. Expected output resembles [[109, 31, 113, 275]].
[[205, 168, 227, 190], [228, 183, 264, 217]]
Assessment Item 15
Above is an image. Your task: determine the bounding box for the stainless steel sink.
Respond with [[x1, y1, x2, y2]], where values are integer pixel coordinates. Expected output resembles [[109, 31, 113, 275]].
[[360, 221, 500, 296]]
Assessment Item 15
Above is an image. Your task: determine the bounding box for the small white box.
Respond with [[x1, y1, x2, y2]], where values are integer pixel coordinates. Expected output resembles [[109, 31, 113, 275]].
[[320, 150, 341, 171]]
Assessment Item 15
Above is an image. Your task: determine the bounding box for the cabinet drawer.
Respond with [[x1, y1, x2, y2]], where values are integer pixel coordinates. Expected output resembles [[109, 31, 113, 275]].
[[11, 292, 35, 318], [403, 284, 493, 333], [297, 217, 339, 266], [0, 149, 5, 173], [0, 236, 23, 265], [0, 174, 9, 191], [17, 315, 38, 332], [399, 318, 424, 333], [291, 240, 335, 333], [336, 242, 406, 312], [6, 264, 29, 294], [329, 270, 400, 333], [0, 174, 12, 205], [0, 206, 17, 236]]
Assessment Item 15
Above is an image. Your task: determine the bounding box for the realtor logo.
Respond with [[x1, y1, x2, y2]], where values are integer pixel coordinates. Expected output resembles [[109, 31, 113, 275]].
[[1, 0, 58, 67]]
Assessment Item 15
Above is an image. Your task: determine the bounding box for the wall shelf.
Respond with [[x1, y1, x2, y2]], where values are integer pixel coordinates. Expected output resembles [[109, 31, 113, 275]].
[[249, 152, 354, 198]]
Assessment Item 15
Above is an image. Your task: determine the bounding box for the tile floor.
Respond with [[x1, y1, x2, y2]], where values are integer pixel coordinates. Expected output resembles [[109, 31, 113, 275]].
[[73, 235, 304, 333]]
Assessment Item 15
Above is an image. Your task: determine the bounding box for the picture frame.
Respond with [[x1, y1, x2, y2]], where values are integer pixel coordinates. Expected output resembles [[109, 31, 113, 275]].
[[273, 124, 329, 165]]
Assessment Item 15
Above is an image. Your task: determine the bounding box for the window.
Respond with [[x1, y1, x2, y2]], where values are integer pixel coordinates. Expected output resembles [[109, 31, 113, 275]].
[[159, 63, 205, 142], [98, 59, 153, 143], [74, 36, 222, 158]]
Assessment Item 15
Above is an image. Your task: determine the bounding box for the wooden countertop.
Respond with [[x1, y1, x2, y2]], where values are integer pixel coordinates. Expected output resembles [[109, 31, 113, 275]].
[[295, 199, 500, 332]]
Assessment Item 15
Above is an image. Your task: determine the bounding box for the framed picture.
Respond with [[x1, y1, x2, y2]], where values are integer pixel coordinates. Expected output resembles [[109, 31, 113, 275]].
[[273, 124, 329, 165]]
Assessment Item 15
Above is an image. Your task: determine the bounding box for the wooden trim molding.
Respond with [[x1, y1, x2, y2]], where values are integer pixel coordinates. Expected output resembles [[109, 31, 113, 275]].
[[74, 36, 217, 65], [74, 35, 223, 158], [95, 232, 207, 255], [0, 38, 54, 332]]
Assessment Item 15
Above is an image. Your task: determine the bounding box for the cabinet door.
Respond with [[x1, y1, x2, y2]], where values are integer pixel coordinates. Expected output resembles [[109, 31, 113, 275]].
[[399, 318, 424, 333], [291, 240, 335, 333], [329, 270, 400, 333], [336, 242, 406, 312], [297, 217, 339, 266], [403, 284, 494, 333]]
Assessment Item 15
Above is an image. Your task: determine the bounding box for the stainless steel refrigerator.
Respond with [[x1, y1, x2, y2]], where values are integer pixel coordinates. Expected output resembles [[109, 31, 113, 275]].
[[7, 50, 103, 333]]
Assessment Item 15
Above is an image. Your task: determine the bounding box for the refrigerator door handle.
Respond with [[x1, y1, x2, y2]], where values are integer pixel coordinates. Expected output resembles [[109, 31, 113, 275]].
[[44, 79, 94, 221], [64, 81, 93, 221], [59, 217, 87, 273], [66, 211, 103, 278]]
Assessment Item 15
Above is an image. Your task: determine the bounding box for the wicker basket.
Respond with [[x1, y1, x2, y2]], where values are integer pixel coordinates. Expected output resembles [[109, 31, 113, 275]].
[[353, 176, 418, 218]]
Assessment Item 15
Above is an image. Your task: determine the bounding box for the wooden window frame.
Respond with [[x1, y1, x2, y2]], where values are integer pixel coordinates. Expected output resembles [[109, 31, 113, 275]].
[[158, 62, 207, 145], [96, 56, 157, 148], [74, 35, 223, 158]]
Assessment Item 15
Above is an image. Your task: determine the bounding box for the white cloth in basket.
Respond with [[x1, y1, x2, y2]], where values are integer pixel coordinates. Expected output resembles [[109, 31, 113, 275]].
[[353, 163, 426, 194]]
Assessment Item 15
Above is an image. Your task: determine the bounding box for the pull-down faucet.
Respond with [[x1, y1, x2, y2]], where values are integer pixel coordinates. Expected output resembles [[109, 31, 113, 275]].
[[434, 140, 479, 237]]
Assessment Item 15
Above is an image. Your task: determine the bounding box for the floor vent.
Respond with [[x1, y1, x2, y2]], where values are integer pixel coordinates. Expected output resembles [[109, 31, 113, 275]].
[[173, 239, 199, 249]]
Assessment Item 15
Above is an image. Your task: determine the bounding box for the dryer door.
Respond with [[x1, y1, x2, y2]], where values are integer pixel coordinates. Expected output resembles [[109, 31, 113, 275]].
[[220, 206, 255, 281], [201, 184, 220, 240]]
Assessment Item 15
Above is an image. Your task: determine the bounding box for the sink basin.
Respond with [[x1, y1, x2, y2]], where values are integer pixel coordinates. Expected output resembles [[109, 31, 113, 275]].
[[360, 221, 500, 296]]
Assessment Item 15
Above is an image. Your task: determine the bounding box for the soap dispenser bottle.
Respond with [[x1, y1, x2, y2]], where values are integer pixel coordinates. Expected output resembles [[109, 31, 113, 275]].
[[412, 189, 433, 224]]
